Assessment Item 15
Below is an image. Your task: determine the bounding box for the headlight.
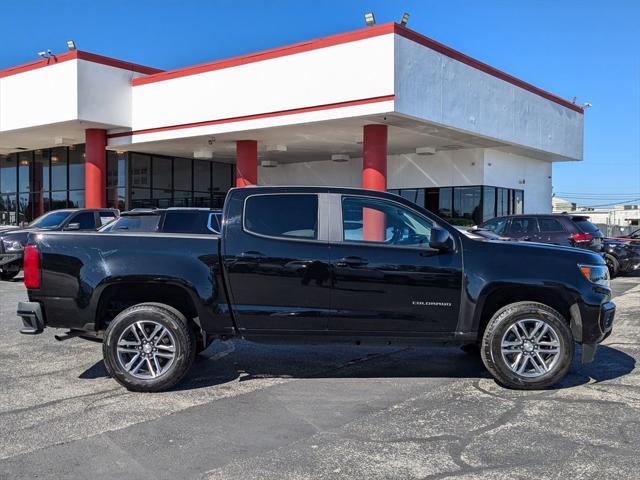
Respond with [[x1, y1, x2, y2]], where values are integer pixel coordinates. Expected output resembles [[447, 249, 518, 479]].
[[2, 240, 23, 252], [578, 264, 610, 288]]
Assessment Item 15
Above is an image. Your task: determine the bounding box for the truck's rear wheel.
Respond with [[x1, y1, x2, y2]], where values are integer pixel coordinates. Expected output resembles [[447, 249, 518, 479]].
[[480, 301, 574, 389], [103, 303, 196, 392]]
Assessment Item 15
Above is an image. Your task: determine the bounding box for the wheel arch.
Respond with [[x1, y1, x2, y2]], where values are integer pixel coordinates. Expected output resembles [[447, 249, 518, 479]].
[[474, 284, 574, 342], [95, 281, 200, 332]]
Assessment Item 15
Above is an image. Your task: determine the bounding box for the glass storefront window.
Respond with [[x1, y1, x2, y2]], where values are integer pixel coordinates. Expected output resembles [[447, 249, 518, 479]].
[[174, 157, 192, 191], [483, 186, 496, 221], [131, 153, 151, 189], [152, 156, 172, 190], [152, 189, 172, 208], [68, 145, 85, 190], [514, 190, 524, 214], [1, 155, 17, 193], [194, 160, 211, 193], [69, 190, 85, 208], [107, 151, 127, 188], [18, 152, 31, 193], [51, 191, 67, 210], [439, 187, 453, 218], [212, 163, 231, 192], [107, 187, 126, 211], [34, 150, 49, 193], [496, 188, 509, 217], [173, 190, 192, 207], [454, 186, 481, 225], [51, 147, 68, 191]]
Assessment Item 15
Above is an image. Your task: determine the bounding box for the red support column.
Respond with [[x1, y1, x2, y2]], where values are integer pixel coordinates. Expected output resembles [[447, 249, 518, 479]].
[[85, 128, 107, 208], [236, 140, 258, 187], [362, 124, 388, 241]]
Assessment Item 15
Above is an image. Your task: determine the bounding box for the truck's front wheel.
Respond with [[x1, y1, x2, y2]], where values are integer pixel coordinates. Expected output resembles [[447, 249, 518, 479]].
[[480, 302, 574, 389], [103, 303, 196, 392]]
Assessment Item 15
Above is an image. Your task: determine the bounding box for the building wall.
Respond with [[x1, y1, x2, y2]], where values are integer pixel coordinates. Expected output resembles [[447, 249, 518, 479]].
[[483, 149, 552, 214], [77, 60, 147, 128], [0, 61, 78, 132], [394, 35, 584, 161], [259, 147, 552, 214], [131, 34, 396, 133]]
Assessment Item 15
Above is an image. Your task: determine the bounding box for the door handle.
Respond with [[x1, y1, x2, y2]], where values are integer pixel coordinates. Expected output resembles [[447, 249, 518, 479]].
[[336, 256, 369, 267], [239, 251, 265, 260]]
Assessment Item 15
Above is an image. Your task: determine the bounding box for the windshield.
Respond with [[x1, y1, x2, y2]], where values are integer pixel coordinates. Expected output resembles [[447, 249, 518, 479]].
[[101, 215, 161, 232], [29, 211, 72, 229]]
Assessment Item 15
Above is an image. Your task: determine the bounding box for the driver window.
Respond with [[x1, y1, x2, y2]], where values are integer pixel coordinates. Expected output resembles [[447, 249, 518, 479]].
[[342, 196, 433, 247]]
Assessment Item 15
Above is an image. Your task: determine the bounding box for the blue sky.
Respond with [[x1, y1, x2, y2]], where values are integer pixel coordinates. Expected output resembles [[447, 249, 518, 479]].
[[1, 0, 638, 206]]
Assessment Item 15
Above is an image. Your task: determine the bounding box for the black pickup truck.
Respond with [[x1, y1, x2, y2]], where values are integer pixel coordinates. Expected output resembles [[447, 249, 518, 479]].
[[18, 187, 615, 392]]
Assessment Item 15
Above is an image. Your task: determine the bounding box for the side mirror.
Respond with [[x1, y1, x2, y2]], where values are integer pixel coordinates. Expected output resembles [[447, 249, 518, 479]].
[[429, 227, 451, 251], [65, 223, 80, 231]]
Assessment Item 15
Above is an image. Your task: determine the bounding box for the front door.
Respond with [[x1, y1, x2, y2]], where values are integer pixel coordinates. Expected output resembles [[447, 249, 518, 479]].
[[328, 194, 463, 334], [506, 216, 538, 241], [222, 192, 331, 334]]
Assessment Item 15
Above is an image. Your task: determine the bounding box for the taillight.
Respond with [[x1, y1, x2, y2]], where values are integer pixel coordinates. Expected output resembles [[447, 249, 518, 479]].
[[23, 245, 40, 289], [570, 233, 593, 243]]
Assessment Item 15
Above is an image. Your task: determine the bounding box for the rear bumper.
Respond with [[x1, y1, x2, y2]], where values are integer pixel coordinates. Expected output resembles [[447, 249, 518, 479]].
[[17, 301, 45, 334]]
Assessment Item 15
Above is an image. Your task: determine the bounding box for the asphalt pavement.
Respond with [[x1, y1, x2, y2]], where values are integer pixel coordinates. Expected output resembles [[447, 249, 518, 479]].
[[0, 272, 639, 479]]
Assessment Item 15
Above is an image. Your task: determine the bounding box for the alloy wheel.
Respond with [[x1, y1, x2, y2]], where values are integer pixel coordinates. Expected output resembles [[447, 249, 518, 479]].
[[116, 320, 176, 379], [500, 319, 561, 378]]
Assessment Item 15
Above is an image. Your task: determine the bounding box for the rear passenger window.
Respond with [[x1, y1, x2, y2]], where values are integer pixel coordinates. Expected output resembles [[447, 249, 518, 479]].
[[538, 218, 565, 232], [244, 194, 318, 239], [163, 211, 212, 234]]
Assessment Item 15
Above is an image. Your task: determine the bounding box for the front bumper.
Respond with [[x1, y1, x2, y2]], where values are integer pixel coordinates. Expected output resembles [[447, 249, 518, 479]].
[[17, 301, 45, 334], [571, 300, 615, 363], [0, 252, 22, 268]]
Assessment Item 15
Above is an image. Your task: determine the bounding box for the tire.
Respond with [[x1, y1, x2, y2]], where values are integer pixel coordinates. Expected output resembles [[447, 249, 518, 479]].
[[0, 269, 19, 280], [129, 301, 210, 354], [605, 254, 619, 278], [480, 301, 574, 390], [103, 303, 196, 392]]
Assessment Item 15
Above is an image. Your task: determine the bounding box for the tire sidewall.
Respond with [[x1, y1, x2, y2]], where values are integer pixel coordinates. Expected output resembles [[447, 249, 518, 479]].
[[484, 304, 574, 389], [103, 305, 194, 392], [605, 254, 619, 278]]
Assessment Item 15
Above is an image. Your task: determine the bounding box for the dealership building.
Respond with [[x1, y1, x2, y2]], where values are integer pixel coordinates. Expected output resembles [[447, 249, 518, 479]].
[[0, 22, 583, 226]]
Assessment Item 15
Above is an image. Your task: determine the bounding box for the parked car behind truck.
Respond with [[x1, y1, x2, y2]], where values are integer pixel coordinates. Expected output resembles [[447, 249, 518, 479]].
[[99, 207, 221, 234], [479, 213, 605, 252], [0, 208, 118, 280], [18, 187, 614, 392]]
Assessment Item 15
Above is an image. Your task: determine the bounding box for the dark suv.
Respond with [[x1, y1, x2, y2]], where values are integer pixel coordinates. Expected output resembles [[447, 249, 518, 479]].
[[479, 214, 604, 253], [0, 208, 119, 280]]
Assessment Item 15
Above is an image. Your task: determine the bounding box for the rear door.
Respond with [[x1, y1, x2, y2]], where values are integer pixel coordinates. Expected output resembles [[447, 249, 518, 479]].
[[222, 192, 331, 334], [328, 194, 463, 334]]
